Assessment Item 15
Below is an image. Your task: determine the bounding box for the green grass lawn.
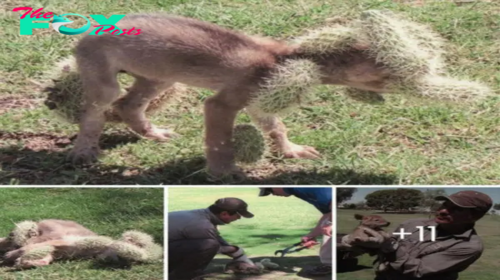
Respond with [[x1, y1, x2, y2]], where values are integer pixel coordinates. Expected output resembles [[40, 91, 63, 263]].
[[0, 188, 164, 280], [1, 0, 499, 185], [336, 208, 500, 280], [168, 187, 331, 279]]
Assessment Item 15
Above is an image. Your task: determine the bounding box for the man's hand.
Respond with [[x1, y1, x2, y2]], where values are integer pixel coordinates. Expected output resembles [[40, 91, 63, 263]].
[[352, 228, 398, 253], [352, 228, 386, 247], [322, 224, 332, 237], [339, 234, 353, 248], [301, 236, 319, 248], [226, 246, 255, 266]]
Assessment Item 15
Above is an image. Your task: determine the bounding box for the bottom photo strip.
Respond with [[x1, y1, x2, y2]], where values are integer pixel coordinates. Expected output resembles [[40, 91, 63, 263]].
[[0, 188, 164, 280], [337, 187, 498, 280], [0, 186, 497, 280]]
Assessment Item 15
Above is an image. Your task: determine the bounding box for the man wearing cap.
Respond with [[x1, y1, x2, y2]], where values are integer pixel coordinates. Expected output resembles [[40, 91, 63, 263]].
[[258, 188, 332, 276], [168, 197, 256, 280], [339, 190, 493, 280]]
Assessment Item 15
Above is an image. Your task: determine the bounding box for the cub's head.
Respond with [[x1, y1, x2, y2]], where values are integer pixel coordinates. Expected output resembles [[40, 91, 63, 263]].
[[354, 213, 391, 230]]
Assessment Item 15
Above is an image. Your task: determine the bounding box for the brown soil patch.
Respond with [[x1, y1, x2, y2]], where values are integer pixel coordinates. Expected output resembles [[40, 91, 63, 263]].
[[0, 96, 41, 115], [0, 131, 141, 153], [0, 131, 72, 153]]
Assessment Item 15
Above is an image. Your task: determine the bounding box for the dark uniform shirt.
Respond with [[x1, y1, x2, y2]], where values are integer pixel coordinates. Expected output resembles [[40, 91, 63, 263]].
[[379, 218, 483, 280], [168, 208, 230, 246]]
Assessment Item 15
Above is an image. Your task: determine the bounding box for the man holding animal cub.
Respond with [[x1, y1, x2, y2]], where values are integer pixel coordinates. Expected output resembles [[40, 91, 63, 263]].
[[258, 187, 332, 276], [340, 190, 492, 280], [168, 197, 256, 280]]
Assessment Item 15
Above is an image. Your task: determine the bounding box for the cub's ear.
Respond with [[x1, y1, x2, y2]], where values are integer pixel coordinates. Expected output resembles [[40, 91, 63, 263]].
[[354, 213, 364, 220]]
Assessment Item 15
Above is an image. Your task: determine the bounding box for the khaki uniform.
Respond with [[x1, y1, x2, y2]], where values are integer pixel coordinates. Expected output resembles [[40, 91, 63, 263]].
[[168, 208, 230, 246], [168, 208, 231, 279], [377, 218, 483, 280]]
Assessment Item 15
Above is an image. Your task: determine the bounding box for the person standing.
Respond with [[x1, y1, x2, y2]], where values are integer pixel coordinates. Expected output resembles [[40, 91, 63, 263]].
[[258, 187, 332, 276]]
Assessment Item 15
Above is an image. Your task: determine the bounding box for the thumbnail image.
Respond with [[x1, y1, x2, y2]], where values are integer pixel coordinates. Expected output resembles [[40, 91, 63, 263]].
[[336, 187, 499, 280], [168, 187, 332, 279], [0, 188, 164, 280]]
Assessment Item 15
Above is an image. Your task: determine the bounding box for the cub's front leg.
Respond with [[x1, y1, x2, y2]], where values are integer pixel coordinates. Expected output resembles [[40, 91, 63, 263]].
[[3, 240, 69, 268], [203, 91, 246, 180]]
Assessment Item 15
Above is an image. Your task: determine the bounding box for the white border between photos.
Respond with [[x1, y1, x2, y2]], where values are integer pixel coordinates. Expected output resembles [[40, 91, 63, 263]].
[[5, 185, 498, 280]]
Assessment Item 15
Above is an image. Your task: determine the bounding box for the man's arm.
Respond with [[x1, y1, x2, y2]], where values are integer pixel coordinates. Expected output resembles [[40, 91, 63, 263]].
[[305, 202, 332, 239], [203, 228, 255, 265], [338, 220, 408, 256], [389, 243, 482, 278]]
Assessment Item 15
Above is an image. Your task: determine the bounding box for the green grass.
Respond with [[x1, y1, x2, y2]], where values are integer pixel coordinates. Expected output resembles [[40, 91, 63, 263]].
[[1, 0, 499, 184], [337, 208, 500, 280], [168, 187, 330, 279], [0, 188, 164, 280]]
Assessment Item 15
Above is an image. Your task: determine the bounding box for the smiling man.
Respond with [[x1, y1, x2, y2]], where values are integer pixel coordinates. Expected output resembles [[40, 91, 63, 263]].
[[340, 190, 493, 280], [168, 197, 256, 280]]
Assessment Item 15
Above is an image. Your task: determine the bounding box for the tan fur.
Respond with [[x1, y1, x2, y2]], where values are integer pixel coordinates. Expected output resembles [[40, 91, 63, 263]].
[[1, 220, 100, 267], [67, 13, 392, 178], [349, 213, 391, 243], [343, 214, 392, 272]]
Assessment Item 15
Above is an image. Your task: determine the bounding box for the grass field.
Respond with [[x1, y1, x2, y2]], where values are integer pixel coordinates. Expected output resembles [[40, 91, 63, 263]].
[[1, 0, 499, 185], [336, 208, 500, 280], [168, 187, 331, 280], [0, 188, 164, 280]]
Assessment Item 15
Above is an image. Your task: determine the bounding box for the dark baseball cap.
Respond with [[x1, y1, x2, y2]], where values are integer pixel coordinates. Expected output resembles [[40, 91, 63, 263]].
[[258, 188, 273, 197], [435, 190, 493, 215], [213, 197, 254, 218]]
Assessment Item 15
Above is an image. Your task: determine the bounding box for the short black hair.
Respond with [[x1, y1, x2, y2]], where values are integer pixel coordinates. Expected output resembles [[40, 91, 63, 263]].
[[208, 205, 237, 215], [470, 207, 488, 220]]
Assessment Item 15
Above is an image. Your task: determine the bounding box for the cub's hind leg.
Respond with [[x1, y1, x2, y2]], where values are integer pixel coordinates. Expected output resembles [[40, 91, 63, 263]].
[[114, 77, 179, 141], [245, 107, 320, 159], [17, 253, 54, 269], [67, 56, 121, 165]]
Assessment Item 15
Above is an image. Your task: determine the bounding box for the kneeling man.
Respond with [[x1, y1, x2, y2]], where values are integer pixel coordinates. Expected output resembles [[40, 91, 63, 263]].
[[168, 197, 255, 279]]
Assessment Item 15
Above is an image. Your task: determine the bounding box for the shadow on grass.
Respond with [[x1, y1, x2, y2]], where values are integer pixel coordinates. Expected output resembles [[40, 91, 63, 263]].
[[203, 256, 331, 280], [91, 259, 134, 271], [337, 263, 372, 273], [0, 139, 398, 185], [336, 255, 372, 273], [251, 234, 290, 239], [0, 258, 159, 273]]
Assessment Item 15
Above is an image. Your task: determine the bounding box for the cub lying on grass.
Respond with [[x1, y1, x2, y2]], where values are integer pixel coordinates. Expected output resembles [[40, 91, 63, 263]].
[[0, 219, 163, 269]]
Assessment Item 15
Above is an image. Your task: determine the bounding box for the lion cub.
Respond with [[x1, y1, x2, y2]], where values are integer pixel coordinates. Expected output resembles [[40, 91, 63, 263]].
[[67, 13, 393, 179]]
